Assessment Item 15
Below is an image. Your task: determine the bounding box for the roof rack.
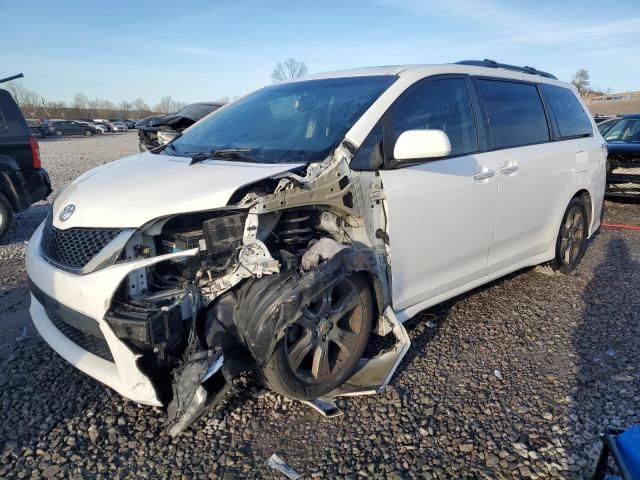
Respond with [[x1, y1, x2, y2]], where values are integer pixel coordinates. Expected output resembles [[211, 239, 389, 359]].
[[0, 73, 24, 85], [455, 59, 557, 80]]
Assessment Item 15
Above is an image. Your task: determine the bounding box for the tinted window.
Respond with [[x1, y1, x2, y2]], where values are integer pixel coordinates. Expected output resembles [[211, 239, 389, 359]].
[[541, 84, 592, 138], [390, 78, 477, 157], [477, 80, 549, 149]]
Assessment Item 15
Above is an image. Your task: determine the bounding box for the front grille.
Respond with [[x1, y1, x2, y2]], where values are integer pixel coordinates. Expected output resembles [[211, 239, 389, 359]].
[[47, 309, 114, 362], [40, 215, 121, 272]]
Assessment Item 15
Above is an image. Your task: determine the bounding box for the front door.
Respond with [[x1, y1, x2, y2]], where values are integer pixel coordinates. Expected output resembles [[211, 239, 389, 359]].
[[378, 76, 499, 312]]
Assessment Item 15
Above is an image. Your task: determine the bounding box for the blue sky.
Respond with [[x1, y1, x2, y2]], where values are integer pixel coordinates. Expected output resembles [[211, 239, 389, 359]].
[[1, 0, 638, 106]]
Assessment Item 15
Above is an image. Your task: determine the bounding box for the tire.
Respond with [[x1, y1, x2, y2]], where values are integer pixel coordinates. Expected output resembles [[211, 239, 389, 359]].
[[262, 273, 374, 400], [538, 196, 589, 275], [84, 129, 92, 136], [55, 130, 63, 137], [0, 193, 14, 241]]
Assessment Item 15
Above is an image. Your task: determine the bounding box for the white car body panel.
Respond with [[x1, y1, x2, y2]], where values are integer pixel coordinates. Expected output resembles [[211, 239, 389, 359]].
[[52, 151, 302, 229], [380, 152, 498, 311]]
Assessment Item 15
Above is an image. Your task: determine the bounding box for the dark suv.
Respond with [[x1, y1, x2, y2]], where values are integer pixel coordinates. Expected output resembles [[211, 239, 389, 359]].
[[598, 113, 640, 198], [0, 89, 52, 239]]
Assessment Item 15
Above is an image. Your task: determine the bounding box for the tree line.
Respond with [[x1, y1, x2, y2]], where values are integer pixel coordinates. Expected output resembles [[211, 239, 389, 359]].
[[3, 58, 312, 120], [4, 81, 189, 121]]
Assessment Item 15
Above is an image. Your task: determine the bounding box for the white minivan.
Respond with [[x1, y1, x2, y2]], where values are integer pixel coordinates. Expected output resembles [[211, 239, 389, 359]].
[[26, 60, 605, 434]]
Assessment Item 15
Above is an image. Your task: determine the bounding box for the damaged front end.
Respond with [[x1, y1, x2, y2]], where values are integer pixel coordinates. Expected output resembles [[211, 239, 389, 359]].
[[104, 149, 409, 435]]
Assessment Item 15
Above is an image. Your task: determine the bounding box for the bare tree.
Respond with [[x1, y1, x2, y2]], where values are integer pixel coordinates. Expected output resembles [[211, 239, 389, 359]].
[[132, 98, 150, 118], [271, 58, 308, 82], [119, 100, 132, 115], [5, 81, 29, 106], [174, 100, 187, 111], [155, 96, 174, 114], [154, 96, 187, 114], [72, 93, 89, 110], [571, 68, 590, 97]]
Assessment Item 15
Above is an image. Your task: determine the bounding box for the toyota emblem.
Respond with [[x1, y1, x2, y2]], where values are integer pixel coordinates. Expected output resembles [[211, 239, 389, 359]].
[[59, 204, 76, 222]]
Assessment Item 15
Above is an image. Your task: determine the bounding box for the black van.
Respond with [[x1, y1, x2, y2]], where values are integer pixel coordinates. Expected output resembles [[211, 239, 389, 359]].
[[0, 88, 52, 239]]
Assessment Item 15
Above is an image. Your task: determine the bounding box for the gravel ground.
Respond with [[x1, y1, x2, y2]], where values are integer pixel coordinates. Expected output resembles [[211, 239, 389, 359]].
[[1, 134, 639, 479]]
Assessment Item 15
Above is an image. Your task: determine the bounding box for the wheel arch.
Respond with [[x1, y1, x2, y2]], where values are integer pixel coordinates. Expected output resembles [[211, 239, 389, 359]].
[[573, 188, 594, 236]]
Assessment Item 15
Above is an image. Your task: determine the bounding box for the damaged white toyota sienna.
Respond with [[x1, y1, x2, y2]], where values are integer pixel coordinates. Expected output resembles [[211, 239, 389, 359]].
[[26, 60, 605, 434]]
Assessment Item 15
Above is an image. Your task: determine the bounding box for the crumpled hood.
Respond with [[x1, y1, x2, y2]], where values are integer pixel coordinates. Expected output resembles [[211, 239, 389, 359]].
[[137, 114, 194, 130], [52, 151, 302, 229]]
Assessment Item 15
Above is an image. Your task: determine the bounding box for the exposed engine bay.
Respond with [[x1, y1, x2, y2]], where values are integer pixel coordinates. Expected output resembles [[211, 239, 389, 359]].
[[103, 147, 409, 435]]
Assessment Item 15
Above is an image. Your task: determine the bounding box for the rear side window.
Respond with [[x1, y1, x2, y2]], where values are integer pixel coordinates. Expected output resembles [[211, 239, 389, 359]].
[[541, 84, 592, 138], [477, 79, 549, 149], [390, 78, 478, 157]]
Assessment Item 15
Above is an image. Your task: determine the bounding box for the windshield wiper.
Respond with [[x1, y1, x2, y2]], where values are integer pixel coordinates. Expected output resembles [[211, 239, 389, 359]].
[[189, 148, 258, 165]]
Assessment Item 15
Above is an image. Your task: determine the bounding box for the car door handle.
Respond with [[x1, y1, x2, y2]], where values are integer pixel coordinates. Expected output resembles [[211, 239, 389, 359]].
[[474, 169, 495, 181], [499, 163, 519, 175]]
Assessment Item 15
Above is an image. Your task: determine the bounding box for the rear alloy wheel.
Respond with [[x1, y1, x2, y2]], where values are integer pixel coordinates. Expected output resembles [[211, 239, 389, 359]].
[[55, 130, 63, 137], [262, 274, 373, 400], [539, 197, 588, 274], [84, 129, 92, 136], [0, 193, 14, 241]]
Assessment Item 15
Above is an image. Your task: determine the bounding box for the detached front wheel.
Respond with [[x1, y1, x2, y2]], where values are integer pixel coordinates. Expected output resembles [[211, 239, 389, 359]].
[[262, 274, 373, 400]]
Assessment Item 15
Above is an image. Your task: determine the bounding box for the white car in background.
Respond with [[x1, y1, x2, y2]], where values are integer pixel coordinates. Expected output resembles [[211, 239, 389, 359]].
[[110, 121, 128, 133], [26, 60, 605, 435]]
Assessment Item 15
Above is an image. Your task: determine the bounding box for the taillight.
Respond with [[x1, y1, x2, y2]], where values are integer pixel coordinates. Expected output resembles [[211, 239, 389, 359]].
[[30, 136, 41, 169]]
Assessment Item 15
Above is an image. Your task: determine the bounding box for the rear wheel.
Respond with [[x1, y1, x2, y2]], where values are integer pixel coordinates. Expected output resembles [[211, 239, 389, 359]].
[[538, 196, 588, 274], [0, 194, 14, 241], [84, 129, 92, 136], [55, 130, 63, 137], [262, 274, 373, 400]]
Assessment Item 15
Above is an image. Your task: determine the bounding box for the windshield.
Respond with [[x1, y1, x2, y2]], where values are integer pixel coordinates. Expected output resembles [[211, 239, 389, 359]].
[[175, 103, 222, 120], [164, 76, 396, 164], [603, 119, 640, 143]]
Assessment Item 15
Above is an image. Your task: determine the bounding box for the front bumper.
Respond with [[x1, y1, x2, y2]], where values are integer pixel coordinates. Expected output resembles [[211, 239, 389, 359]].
[[26, 221, 163, 406], [607, 168, 640, 198]]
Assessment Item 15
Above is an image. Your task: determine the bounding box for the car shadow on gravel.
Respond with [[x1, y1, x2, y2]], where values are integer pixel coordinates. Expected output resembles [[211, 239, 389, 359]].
[[1, 204, 48, 245], [395, 268, 526, 381], [572, 237, 640, 476]]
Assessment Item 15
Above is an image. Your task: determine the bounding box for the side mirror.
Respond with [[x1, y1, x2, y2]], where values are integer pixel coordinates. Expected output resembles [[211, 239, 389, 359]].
[[393, 129, 451, 164]]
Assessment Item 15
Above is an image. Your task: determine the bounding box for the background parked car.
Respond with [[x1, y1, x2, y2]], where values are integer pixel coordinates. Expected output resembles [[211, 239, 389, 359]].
[[42, 120, 99, 137], [0, 88, 51, 239], [109, 118, 136, 129], [136, 101, 224, 150], [93, 119, 113, 132], [76, 120, 105, 134], [598, 113, 640, 198], [110, 121, 128, 132], [594, 114, 615, 124]]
